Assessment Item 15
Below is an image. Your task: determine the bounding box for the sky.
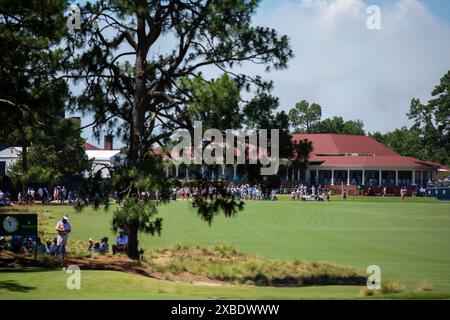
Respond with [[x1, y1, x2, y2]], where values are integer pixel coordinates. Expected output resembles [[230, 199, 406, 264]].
[[76, 0, 450, 147]]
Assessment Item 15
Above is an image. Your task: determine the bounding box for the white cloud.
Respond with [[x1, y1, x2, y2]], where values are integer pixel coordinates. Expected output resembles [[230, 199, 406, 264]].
[[247, 0, 450, 132], [79, 0, 450, 145]]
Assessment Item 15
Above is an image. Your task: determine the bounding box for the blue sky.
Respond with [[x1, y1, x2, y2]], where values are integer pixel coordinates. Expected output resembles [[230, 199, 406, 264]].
[[75, 0, 450, 147], [260, 0, 450, 22]]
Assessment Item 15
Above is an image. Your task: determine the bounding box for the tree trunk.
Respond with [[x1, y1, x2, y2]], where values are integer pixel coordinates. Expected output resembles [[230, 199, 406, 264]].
[[21, 144, 28, 197], [127, 220, 139, 259], [126, 12, 147, 259]]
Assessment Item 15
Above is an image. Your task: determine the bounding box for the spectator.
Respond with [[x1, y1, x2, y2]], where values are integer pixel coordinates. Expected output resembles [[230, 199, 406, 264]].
[[93, 241, 101, 252], [112, 229, 128, 255], [54, 215, 71, 259], [88, 238, 95, 252], [61, 186, 67, 204], [98, 237, 109, 254], [20, 237, 35, 255], [35, 238, 47, 254], [45, 239, 52, 254], [11, 235, 24, 253], [0, 236, 8, 251]]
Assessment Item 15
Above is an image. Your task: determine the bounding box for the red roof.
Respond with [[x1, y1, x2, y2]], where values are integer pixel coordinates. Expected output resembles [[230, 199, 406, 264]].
[[423, 161, 450, 171], [293, 134, 439, 169], [83, 142, 101, 150], [152, 133, 443, 170], [292, 134, 398, 156]]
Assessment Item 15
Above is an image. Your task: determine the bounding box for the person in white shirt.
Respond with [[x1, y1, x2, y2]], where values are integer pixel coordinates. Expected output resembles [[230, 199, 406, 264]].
[[112, 229, 128, 255], [55, 215, 71, 259]]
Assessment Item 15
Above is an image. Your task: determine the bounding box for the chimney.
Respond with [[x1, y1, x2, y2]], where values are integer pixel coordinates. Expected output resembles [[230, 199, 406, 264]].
[[104, 135, 113, 150]]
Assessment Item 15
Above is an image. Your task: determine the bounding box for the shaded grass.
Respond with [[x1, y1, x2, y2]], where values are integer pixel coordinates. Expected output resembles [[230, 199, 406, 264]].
[[0, 280, 36, 292]]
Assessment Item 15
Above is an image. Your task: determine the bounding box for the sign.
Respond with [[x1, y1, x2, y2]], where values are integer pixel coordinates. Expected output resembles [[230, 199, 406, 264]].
[[0, 214, 38, 237]]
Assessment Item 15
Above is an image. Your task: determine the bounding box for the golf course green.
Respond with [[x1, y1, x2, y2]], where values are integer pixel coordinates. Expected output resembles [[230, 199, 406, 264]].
[[1, 196, 449, 299]]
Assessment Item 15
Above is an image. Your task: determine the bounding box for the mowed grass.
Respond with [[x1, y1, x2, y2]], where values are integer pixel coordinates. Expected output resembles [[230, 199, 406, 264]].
[[0, 268, 366, 300], [1, 196, 450, 299]]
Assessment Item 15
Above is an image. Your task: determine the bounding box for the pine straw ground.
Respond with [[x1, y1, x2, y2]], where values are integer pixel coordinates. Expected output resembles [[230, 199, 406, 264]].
[[0, 244, 366, 287]]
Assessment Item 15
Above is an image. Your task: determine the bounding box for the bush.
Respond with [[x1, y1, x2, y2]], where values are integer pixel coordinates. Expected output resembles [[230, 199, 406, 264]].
[[145, 244, 366, 287], [416, 281, 434, 292], [381, 280, 406, 294]]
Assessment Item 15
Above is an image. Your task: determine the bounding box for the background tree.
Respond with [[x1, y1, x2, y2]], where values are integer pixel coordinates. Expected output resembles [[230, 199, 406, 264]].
[[341, 119, 365, 136], [288, 100, 322, 133], [69, 0, 293, 258], [179, 74, 242, 132], [369, 127, 422, 159], [0, 0, 71, 193], [7, 118, 91, 187], [407, 71, 449, 165], [243, 93, 279, 130], [242, 93, 296, 189], [311, 116, 365, 135]]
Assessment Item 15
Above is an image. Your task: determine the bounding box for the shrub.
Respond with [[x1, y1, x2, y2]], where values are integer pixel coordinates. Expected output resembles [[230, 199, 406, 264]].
[[416, 281, 434, 292], [144, 244, 366, 287], [381, 280, 406, 294]]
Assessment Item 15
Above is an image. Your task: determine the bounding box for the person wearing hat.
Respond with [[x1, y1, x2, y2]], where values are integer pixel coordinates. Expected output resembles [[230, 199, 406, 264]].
[[88, 238, 95, 253], [54, 215, 71, 259], [112, 229, 128, 255]]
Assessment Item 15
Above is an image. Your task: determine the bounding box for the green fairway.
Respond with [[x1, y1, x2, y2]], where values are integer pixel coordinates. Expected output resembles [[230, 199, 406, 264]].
[[1, 196, 450, 299], [0, 268, 366, 300]]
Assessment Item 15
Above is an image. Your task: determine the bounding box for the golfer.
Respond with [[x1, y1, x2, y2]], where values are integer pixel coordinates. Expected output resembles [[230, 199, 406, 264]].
[[55, 215, 71, 259]]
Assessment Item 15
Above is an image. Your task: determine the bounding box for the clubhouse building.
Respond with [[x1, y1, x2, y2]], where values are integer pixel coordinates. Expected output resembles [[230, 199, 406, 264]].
[[1, 134, 448, 195], [161, 134, 448, 193]]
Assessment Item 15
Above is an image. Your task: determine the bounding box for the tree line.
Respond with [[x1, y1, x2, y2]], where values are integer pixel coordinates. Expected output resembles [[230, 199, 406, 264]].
[[287, 72, 449, 166]]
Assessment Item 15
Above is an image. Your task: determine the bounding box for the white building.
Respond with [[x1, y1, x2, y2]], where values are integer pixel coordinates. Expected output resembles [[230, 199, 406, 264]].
[[0, 136, 121, 179], [0, 146, 22, 176], [83, 136, 122, 178]]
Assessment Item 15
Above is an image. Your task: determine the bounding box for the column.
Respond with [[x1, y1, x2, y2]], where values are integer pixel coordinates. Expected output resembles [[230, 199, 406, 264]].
[[362, 170, 365, 185], [186, 168, 189, 180], [331, 169, 334, 185], [175, 165, 179, 178], [395, 170, 399, 186], [412, 170, 415, 185], [292, 167, 295, 181], [305, 169, 311, 184], [233, 165, 237, 181], [221, 165, 225, 176], [379, 170, 382, 186], [285, 166, 289, 181], [420, 170, 423, 186]]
